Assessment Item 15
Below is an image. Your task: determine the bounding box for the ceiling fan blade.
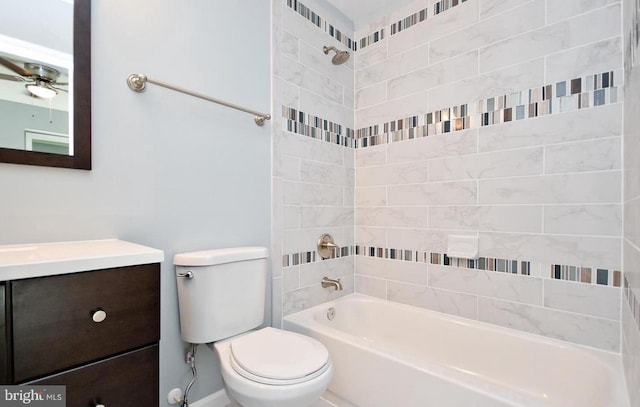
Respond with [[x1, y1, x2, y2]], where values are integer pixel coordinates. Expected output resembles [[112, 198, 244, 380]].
[[0, 73, 25, 82], [0, 57, 33, 77]]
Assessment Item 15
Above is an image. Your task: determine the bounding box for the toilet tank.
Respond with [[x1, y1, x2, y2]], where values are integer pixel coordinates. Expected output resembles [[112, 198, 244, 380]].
[[174, 247, 268, 344]]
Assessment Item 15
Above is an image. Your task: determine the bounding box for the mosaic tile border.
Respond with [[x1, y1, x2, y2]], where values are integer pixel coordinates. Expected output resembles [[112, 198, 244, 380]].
[[282, 246, 355, 267], [390, 8, 428, 35], [354, 245, 621, 287], [282, 106, 355, 147], [286, 0, 357, 51], [434, 0, 468, 15], [624, 276, 640, 331], [355, 71, 620, 149]]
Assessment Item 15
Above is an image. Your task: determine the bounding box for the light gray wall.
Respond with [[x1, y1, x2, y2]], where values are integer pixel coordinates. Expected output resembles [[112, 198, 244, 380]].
[[0, 100, 68, 150], [0, 0, 271, 404]]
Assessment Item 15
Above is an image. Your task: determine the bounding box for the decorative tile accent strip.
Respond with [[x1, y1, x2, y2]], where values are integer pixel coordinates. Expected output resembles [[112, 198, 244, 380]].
[[355, 72, 621, 149], [282, 246, 355, 267], [624, 276, 640, 330], [358, 29, 385, 50], [434, 0, 468, 15], [353, 245, 621, 287], [355, 245, 531, 275], [478, 72, 617, 126], [390, 8, 428, 35], [286, 0, 356, 51], [354, 105, 471, 148], [282, 106, 355, 147], [551, 265, 621, 287]]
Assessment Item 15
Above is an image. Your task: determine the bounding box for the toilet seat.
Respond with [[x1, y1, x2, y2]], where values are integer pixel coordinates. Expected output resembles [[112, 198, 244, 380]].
[[229, 327, 330, 386]]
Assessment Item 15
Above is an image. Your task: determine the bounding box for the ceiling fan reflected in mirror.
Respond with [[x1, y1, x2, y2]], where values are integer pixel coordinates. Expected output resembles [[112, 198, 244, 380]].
[[0, 56, 68, 99]]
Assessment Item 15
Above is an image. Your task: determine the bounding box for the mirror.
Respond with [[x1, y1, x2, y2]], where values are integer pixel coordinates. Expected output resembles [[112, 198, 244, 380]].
[[0, 0, 90, 170]]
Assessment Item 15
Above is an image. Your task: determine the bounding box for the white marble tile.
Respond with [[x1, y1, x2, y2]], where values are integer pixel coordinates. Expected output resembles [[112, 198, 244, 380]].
[[280, 27, 300, 60], [283, 274, 354, 315], [428, 147, 543, 182], [386, 129, 478, 164], [388, 180, 478, 206], [283, 266, 300, 292], [543, 279, 620, 320], [300, 160, 353, 187], [429, 58, 544, 109], [478, 171, 622, 205], [356, 206, 429, 228], [544, 204, 622, 237], [387, 0, 479, 57], [428, 264, 543, 305], [272, 277, 283, 328], [479, 103, 623, 153], [544, 137, 622, 174], [480, 0, 531, 19], [623, 240, 640, 290], [356, 58, 396, 90], [355, 186, 387, 207], [479, 4, 621, 73], [354, 39, 388, 70], [280, 56, 345, 105], [479, 232, 622, 270], [624, 198, 640, 249], [356, 161, 428, 187], [283, 205, 301, 229], [545, 37, 622, 85], [387, 280, 479, 319], [281, 131, 344, 165], [387, 51, 478, 100], [277, 155, 300, 180], [356, 256, 428, 285], [300, 207, 354, 229], [355, 144, 387, 168], [356, 91, 428, 129], [428, 205, 543, 233], [300, 88, 354, 128], [478, 297, 620, 351], [355, 274, 387, 299], [355, 226, 387, 247], [394, 43, 431, 78], [547, 0, 620, 24], [279, 77, 301, 109], [386, 228, 449, 252], [299, 256, 354, 288], [356, 82, 387, 109], [430, 0, 545, 64], [283, 181, 344, 206]]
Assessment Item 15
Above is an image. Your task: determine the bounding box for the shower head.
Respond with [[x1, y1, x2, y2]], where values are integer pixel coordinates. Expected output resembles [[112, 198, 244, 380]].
[[323, 45, 350, 65]]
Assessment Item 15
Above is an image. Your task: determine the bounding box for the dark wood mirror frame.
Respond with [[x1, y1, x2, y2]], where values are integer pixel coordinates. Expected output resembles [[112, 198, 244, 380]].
[[0, 0, 91, 170]]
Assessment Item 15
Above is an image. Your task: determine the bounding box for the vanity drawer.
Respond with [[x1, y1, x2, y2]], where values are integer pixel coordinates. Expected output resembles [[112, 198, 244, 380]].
[[11, 264, 160, 382], [31, 344, 158, 406]]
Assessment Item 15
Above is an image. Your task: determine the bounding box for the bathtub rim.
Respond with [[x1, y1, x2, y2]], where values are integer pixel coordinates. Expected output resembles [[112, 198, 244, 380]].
[[282, 293, 629, 407]]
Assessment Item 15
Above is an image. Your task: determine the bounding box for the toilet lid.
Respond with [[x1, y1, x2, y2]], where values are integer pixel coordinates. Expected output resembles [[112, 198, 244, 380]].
[[230, 327, 329, 384]]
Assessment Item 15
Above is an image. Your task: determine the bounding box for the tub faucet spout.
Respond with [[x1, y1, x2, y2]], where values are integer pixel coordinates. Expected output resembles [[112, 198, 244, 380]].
[[321, 277, 343, 291]]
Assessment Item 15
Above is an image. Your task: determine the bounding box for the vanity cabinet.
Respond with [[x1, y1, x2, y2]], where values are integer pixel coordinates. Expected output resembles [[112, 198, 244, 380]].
[[0, 263, 160, 406]]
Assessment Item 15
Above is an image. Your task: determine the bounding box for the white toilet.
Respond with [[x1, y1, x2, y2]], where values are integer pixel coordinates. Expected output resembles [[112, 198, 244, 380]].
[[174, 247, 332, 407]]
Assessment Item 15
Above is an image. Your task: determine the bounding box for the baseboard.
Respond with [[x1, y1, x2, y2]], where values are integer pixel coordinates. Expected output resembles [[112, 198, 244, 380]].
[[188, 389, 231, 407]]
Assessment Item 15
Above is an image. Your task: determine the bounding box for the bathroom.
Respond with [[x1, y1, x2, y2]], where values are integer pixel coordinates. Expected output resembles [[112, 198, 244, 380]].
[[0, 0, 639, 405]]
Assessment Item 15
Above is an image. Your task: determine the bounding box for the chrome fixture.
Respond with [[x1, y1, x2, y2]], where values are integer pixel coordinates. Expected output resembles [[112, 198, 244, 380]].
[[317, 233, 339, 259], [177, 271, 194, 280], [321, 277, 343, 291], [327, 307, 336, 320], [126, 74, 271, 126], [323, 46, 350, 65]]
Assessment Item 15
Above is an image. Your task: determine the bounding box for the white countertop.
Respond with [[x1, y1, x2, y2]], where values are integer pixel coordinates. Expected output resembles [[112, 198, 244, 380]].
[[0, 239, 164, 281]]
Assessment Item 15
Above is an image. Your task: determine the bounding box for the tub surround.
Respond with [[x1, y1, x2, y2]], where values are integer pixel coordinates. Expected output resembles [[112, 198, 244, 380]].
[[0, 239, 164, 280]]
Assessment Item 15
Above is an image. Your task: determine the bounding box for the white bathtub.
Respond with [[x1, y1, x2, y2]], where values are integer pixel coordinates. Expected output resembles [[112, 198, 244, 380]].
[[283, 294, 629, 407]]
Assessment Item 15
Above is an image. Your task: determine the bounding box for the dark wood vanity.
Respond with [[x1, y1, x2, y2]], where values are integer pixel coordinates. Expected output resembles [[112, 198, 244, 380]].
[[0, 262, 160, 406]]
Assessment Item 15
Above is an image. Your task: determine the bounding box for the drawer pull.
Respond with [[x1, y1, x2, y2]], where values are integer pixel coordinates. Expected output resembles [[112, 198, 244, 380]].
[[92, 309, 107, 323]]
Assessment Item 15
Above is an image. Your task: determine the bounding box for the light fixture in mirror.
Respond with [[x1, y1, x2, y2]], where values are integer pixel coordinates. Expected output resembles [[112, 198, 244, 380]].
[[0, 0, 90, 170]]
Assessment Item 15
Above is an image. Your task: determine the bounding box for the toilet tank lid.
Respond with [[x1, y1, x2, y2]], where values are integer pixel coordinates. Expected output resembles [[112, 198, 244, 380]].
[[173, 247, 269, 266]]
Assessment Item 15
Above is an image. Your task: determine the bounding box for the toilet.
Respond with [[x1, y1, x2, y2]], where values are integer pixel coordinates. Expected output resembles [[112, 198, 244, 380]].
[[174, 247, 332, 407]]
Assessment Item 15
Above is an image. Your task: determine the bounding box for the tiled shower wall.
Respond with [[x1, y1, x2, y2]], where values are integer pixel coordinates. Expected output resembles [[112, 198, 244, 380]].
[[272, 0, 628, 353], [271, 0, 356, 325], [623, 0, 640, 403], [354, 0, 624, 351]]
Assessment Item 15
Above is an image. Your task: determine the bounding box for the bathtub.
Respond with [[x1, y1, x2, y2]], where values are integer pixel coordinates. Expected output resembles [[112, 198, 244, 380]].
[[283, 294, 629, 407]]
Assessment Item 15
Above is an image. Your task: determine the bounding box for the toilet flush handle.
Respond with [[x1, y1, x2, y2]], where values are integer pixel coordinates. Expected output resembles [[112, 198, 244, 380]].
[[177, 271, 194, 280]]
